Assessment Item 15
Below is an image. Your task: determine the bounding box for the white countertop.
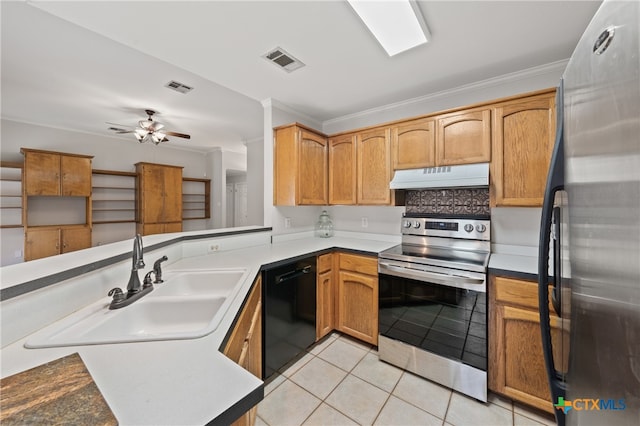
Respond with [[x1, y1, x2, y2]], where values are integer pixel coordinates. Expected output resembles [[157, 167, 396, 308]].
[[0, 233, 398, 425], [489, 244, 539, 277]]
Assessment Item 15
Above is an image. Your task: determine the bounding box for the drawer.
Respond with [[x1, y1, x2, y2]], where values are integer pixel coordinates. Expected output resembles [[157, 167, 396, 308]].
[[317, 253, 332, 273], [339, 253, 377, 276], [493, 276, 556, 312]]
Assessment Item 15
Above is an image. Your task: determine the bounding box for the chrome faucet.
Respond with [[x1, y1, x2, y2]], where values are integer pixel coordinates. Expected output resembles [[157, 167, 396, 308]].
[[108, 234, 153, 309], [126, 234, 146, 294]]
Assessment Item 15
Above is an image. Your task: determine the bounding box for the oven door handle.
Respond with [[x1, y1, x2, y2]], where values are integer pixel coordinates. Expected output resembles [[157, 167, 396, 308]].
[[378, 262, 485, 287]]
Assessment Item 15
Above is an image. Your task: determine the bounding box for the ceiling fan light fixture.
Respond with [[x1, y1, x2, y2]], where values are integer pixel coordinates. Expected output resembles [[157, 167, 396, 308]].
[[151, 131, 166, 145], [134, 128, 149, 143]]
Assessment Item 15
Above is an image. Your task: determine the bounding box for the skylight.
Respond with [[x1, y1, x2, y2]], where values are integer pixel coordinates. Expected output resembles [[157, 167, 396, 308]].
[[347, 0, 431, 56]]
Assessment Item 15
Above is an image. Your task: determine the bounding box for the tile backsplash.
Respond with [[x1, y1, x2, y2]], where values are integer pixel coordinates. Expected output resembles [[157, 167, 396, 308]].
[[405, 188, 490, 216]]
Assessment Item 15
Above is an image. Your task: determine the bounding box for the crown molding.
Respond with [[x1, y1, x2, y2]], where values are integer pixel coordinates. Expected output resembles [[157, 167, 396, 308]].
[[322, 59, 568, 128], [261, 97, 323, 129]]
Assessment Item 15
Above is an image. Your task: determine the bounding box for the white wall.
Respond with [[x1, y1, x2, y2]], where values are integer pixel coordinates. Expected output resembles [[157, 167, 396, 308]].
[[1, 119, 209, 174], [246, 138, 264, 227], [0, 119, 212, 265]]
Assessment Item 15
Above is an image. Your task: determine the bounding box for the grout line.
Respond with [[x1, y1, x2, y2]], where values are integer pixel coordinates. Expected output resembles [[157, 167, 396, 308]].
[[443, 385, 455, 424]]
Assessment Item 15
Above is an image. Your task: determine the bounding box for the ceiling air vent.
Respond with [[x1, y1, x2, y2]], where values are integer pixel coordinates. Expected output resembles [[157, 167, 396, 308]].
[[262, 47, 305, 73], [165, 80, 193, 94]]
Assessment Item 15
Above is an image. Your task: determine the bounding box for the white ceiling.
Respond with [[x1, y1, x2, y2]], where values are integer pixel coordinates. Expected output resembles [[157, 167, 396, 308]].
[[1, 1, 602, 153]]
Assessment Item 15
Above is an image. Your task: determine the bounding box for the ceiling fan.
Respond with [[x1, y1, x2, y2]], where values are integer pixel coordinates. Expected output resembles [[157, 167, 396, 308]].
[[107, 109, 191, 145]]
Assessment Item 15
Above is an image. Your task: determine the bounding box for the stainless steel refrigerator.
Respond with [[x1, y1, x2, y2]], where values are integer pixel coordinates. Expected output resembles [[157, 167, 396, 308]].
[[538, 1, 640, 425]]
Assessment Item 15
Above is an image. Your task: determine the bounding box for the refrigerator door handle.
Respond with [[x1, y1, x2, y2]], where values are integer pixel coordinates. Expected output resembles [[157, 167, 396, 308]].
[[551, 206, 562, 317], [538, 81, 566, 426]]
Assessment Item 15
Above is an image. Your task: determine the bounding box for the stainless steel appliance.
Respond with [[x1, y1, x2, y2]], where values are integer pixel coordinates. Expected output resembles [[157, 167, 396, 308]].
[[378, 215, 490, 401], [538, 1, 639, 425], [263, 256, 317, 380]]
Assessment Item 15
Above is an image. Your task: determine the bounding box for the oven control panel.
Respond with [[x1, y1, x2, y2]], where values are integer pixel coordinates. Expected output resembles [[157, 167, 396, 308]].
[[401, 217, 490, 241]]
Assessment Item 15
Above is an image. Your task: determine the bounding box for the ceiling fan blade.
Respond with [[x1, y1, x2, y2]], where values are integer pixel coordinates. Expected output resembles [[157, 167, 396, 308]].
[[115, 130, 135, 134], [165, 131, 191, 139], [106, 122, 134, 129]]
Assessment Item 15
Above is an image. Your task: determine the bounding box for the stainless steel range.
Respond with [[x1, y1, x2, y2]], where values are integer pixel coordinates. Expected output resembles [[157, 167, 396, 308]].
[[378, 214, 490, 402]]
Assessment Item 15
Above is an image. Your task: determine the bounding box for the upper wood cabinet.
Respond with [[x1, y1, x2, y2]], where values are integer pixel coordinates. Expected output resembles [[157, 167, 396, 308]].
[[21, 148, 92, 196], [328, 133, 357, 205], [491, 91, 556, 206], [274, 124, 328, 206], [136, 162, 183, 235], [391, 118, 436, 170], [436, 108, 491, 166], [357, 127, 392, 205]]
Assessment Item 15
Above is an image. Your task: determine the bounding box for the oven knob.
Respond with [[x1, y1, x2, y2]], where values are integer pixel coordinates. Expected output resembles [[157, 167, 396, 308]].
[[476, 224, 487, 233], [413, 221, 421, 229], [403, 220, 412, 228], [464, 224, 474, 233]]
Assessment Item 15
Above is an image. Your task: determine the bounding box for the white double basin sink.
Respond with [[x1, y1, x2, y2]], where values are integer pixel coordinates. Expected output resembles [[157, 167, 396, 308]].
[[25, 268, 249, 349]]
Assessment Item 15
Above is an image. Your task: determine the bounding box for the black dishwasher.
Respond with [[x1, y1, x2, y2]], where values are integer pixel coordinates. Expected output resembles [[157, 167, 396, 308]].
[[263, 256, 317, 379]]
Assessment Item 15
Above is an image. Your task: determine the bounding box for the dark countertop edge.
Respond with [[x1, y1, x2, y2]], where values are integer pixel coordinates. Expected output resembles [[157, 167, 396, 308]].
[[0, 227, 272, 302], [259, 246, 380, 271], [488, 267, 538, 282], [207, 384, 264, 426]]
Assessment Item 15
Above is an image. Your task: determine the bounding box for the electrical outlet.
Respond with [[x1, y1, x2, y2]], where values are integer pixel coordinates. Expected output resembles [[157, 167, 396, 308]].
[[208, 244, 220, 253], [361, 217, 368, 228], [284, 217, 291, 228], [14, 249, 22, 259]]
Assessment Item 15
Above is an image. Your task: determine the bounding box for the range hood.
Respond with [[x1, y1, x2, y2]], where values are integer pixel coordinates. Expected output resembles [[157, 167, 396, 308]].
[[390, 163, 489, 189]]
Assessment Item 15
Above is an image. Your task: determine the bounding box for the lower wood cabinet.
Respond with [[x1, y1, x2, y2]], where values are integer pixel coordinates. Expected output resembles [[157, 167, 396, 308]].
[[489, 275, 568, 414], [24, 225, 91, 261], [336, 253, 378, 345], [316, 253, 334, 340], [223, 275, 262, 426]]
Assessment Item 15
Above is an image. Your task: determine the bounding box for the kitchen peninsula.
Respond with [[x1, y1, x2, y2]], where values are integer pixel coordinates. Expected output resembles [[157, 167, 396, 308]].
[[0, 227, 398, 425]]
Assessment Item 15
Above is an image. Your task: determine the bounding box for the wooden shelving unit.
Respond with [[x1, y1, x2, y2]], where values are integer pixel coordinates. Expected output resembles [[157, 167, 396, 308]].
[[0, 161, 24, 228], [182, 177, 210, 220], [92, 169, 137, 225]]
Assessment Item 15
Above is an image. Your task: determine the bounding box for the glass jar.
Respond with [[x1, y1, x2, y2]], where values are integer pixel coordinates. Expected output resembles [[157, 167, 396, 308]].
[[315, 210, 334, 238]]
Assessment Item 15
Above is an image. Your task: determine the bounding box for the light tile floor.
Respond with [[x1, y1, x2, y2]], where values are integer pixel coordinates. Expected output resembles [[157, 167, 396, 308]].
[[257, 333, 557, 426]]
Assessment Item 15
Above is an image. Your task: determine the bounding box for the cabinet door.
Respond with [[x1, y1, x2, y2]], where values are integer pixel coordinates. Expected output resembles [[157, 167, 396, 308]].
[[163, 222, 183, 234], [392, 118, 436, 170], [491, 93, 555, 206], [24, 152, 60, 196], [138, 164, 165, 224], [489, 275, 568, 414], [317, 269, 334, 340], [491, 304, 566, 414], [61, 156, 92, 196], [25, 227, 60, 261], [162, 166, 183, 223], [297, 129, 328, 205], [357, 127, 391, 205], [139, 223, 165, 236], [328, 134, 357, 205], [61, 227, 91, 253], [273, 125, 297, 206], [337, 270, 378, 345], [436, 109, 491, 165]]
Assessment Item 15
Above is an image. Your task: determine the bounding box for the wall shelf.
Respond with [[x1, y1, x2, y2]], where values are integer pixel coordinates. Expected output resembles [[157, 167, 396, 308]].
[[0, 161, 23, 228], [92, 169, 136, 224], [182, 177, 210, 220]]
